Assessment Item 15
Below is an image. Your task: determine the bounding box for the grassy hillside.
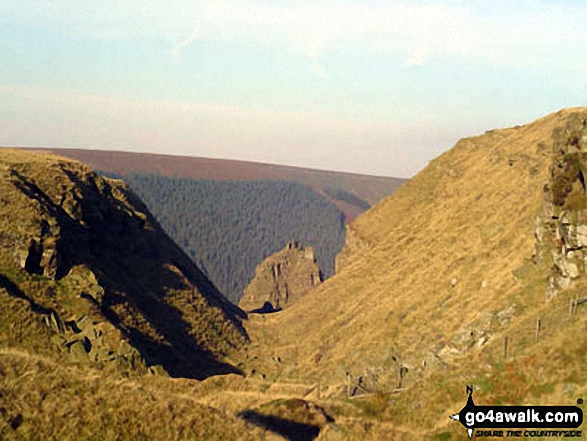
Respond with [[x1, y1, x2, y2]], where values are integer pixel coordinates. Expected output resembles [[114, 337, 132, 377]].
[[1, 346, 384, 441], [242, 109, 587, 438], [0, 149, 246, 380], [35, 149, 406, 222], [0, 148, 353, 440], [100, 173, 345, 304], [0, 349, 268, 441], [8, 109, 587, 440]]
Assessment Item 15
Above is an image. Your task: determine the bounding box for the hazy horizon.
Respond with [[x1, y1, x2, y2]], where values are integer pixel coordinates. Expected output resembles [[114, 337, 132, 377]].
[[14, 146, 406, 179], [2, 1, 587, 178]]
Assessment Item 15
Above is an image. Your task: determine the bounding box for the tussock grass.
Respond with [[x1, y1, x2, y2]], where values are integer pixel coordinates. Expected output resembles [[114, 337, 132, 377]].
[[243, 109, 587, 439], [0, 348, 266, 440], [6, 107, 587, 441]]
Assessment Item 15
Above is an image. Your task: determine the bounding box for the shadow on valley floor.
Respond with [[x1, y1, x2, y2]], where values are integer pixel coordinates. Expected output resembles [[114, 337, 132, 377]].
[[238, 410, 321, 441], [247, 301, 283, 315], [8, 169, 248, 380]]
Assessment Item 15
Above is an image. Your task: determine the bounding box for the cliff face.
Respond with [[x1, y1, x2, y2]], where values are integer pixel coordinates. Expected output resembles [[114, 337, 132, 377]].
[[533, 114, 587, 298], [0, 149, 247, 380], [239, 241, 322, 311]]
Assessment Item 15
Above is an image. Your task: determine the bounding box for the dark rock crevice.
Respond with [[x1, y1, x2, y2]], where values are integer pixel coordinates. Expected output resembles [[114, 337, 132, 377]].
[[4, 159, 249, 380]]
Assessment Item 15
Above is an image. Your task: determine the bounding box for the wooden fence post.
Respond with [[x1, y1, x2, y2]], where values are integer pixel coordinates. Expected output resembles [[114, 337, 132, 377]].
[[569, 297, 574, 318], [535, 318, 541, 341]]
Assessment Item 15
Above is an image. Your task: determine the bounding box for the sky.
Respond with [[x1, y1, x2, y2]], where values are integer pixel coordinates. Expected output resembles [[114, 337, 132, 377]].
[[1, 1, 587, 178]]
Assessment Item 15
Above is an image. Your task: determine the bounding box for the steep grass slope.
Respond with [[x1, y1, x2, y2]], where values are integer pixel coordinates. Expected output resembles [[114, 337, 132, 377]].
[[244, 109, 587, 438], [0, 149, 246, 380], [0, 149, 353, 440], [0, 349, 268, 441]]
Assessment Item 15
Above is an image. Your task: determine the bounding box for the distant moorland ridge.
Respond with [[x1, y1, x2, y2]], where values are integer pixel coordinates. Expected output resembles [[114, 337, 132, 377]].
[[34, 149, 406, 222]]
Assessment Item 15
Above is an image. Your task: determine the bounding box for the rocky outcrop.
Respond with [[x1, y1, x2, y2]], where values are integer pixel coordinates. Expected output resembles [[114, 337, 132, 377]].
[[239, 241, 322, 311], [0, 149, 247, 379], [533, 113, 587, 298]]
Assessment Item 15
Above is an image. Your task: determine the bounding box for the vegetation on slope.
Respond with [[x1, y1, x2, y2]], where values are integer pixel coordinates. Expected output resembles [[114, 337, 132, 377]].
[[105, 173, 346, 304], [8, 110, 587, 439], [242, 109, 587, 438], [0, 149, 350, 440], [0, 149, 246, 380], [0, 350, 267, 441], [38, 148, 406, 219], [322, 186, 371, 211]]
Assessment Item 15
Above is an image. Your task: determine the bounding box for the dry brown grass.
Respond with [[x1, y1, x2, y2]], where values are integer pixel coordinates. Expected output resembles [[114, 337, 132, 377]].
[[242, 108, 587, 439], [5, 106, 587, 441], [0, 348, 271, 440], [0, 148, 284, 439], [0, 148, 248, 378]]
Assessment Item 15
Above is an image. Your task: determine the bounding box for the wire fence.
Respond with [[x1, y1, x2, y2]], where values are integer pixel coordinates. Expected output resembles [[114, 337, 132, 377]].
[[488, 290, 586, 362]]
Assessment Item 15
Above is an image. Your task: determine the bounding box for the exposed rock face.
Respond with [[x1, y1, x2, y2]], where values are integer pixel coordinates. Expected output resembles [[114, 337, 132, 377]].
[[533, 113, 587, 298], [0, 149, 247, 379], [239, 241, 322, 311]]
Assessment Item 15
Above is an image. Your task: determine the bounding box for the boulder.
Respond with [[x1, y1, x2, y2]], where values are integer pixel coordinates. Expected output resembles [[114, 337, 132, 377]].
[[68, 339, 89, 362]]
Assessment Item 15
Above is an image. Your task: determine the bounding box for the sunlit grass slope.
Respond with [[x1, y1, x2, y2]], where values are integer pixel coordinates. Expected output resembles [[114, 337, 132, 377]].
[[244, 108, 587, 439], [0, 148, 247, 379]]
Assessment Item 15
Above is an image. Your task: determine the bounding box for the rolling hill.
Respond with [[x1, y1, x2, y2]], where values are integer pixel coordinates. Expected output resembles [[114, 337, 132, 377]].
[[30, 149, 405, 306], [7, 109, 587, 440], [34, 149, 406, 222], [0, 148, 345, 440]]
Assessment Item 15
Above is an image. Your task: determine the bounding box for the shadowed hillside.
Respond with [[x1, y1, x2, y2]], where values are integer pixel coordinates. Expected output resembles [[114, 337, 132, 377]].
[[103, 173, 345, 304], [35, 149, 406, 222], [8, 110, 587, 440], [0, 149, 247, 380], [0, 148, 349, 440]]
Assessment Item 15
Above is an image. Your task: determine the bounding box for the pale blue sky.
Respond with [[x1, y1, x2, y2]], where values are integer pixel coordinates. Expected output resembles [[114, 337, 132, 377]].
[[1, 1, 587, 177]]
